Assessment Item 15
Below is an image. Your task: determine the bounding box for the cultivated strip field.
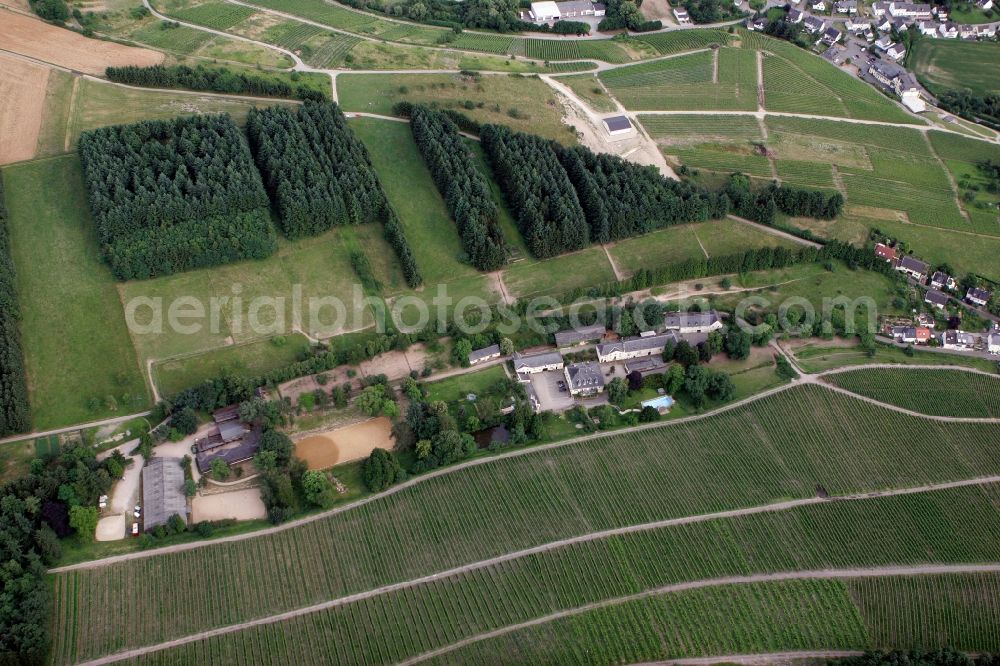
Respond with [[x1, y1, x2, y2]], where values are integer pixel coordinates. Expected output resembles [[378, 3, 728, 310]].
[[0, 9, 163, 74], [824, 368, 1000, 418], [47, 386, 1000, 663], [0, 53, 48, 164]]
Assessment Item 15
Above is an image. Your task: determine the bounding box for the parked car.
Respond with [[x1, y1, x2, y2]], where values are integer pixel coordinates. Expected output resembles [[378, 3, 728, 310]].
[[131, 523, 139, 536]]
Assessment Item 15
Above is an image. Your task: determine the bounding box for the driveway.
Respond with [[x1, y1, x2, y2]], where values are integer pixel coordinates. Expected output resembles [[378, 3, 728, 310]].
[[529, 370, 575, 412]]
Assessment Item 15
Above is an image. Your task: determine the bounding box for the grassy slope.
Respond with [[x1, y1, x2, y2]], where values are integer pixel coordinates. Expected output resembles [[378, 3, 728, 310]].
[[337, 73, 576, 143], [48, 386, 1000, 662], [2, 156, 150, 429], [824, 368, 1000, 418], [912, 39, 1000, 96], [791, 338, 999, 374], [424, 364, 507, 404]]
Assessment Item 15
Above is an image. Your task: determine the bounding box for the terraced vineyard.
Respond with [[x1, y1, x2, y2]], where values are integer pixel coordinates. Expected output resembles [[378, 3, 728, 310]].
[[775, 159, 836, 189], [306, 33, 361, 67], [48, 386, 1000, 663], [602, 48, 756, 111], [169, 1, 256, 29], [259, 21, 326, 49], [512, 38, 632, 63], [639, 114, 763, 145], [129, 22, 215, 53], [449, 32, 515, 54], [54, 484, 1000, 664], [825, 368, 1000, 418], [634, 29, 731, 55]]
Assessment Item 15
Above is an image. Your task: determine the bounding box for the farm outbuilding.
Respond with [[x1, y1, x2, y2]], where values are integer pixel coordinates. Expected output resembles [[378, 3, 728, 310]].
[[602, 115, 634, 138], [141, 457, 188, 532]]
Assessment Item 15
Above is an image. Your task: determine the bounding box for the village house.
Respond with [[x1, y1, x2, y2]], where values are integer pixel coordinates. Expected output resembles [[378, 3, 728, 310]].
[[787, 7, 804, 22], [810, 0, 827, 11], [664, 310, 724, 334], [930, 271, 955, 290], [892, 326, 932, 344], [596, 333, 674, 363], [875, 16, 893, 31], [834, 0, 858, 12], [468, 343, 501, 366], [976, 0, 993, 10], [554, 323, 606, 349], [563, 362, 605, 397], [673, 6, 692, 23], [895, 255, 929, 281], [874, 243, 897, 262], [624, 356, 669, 376], [525, 0, 605, 21], [875, 34, 894, 50], [512, 350, 564, 374], [966, 287, 992, 307], [872, 1, 890, 15], [978, 24, 997, 37], [939, 22, 959, 38], [933, 4, 948, 18], [917, 20, 938, 35], [959, 23, 978, 39], [866, 61, 924, 111], [940, 329, 978, 350], [924, 289, 949, 310], [804, 15, 827, 32], [822, 26, 843, 43], [749, 16, 769, 30], [989, 332, 1000, 354], [845, 16, 870, 30], [888, 1, 932, 19]]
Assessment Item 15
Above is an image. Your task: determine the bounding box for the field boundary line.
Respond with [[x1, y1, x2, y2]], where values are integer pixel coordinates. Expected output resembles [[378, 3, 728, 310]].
[[74, 561, 1000, 666], [645, 650, 864, 664]]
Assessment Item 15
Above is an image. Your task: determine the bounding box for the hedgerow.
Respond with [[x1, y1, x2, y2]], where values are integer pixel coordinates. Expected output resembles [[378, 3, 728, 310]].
[[480, 124, 588, 258], [77, 114, 276, 280], [0, 174, 30, 436], [104, 64, 326, 101], [408, 106, 506, 271]]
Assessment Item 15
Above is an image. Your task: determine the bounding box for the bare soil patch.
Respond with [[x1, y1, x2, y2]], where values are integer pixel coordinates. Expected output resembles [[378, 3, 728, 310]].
[[641, 0, 676, 21], [0, 10, 163, 74], [358, 345, 428, 381], [191, 488, 266, 522], [295, 417, 394, 470], [0, 53, 48, 164], [96, 515, 127, 541]]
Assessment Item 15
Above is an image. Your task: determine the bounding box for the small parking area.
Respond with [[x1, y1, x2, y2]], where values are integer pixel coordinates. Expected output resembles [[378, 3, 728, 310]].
[[529, 370, 575, 412]]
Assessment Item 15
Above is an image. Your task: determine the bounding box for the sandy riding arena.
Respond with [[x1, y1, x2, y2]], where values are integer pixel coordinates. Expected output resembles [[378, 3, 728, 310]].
[[192, 488, 267, 522], [296, 417, 395, 470], [0, 10, 164, 75], [0, 53, 48, 164]]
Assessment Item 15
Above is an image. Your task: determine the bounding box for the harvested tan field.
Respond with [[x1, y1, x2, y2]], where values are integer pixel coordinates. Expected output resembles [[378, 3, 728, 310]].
[[0, 10, 163, 75], [296, 417, 394, 470], [0, 53, 48, 164]]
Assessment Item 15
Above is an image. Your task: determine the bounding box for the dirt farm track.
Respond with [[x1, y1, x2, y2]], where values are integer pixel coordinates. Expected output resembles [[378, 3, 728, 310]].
[[0, 9, 163, 75], [0, 53, 48, 164]]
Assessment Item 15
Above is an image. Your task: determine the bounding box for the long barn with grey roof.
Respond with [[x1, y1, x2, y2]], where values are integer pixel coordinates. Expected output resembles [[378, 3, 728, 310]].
[[596, 333, 674, 362], [141, 457, 188, 532]]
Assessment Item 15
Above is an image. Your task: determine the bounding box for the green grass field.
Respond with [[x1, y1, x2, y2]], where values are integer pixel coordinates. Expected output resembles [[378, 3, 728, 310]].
[[153, 333, 313, 397], [791, 339, 999, 374], [911, 39, 1000, 96], [824, 368, 1000, 417], [49, 417, 1000, 664], [424, 364, 507, 404], [337, 73, 574, 142], [2, 156, 150, 429]]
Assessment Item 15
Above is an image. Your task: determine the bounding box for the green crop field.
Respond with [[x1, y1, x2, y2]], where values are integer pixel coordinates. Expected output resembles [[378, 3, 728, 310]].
[[128, 21, 215, 53], [850, 573, 1000, 652], [634, 28, 732, 55], [169, 1, 256, 29], [424, 364, 507, 404], [511, 38, 633, 63], [305, 33, 362, 67], [601, 48, 757, 111], [47, 385, 1000, 663], [259, 21, 326, 49], [1, 156, 150, 429], [49, 468, 1000, 663], [639, 114, 763, 146], [449, 32, 515, 54], [911, 38, 1000, 96], [242, 0, 413, 34], [824, 368, 1000, 418], [153, 333, 313, 397]]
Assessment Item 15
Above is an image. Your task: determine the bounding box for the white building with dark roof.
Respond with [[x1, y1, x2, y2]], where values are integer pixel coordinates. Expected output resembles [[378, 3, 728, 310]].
[[512, 350, 564, 374], [895, 255, 928, 281], [663, 310, 723, 334], [804, 15, 827, 33], [596, 333, 674, 363], [924, 289, 949, 310], [602, 115, 634, 138], [966, 287, 992, 307], [563, 362, 605, 396], [989, 332, 1000, 354], [555, 324, 606, 349], [469, 343, 501, 365]]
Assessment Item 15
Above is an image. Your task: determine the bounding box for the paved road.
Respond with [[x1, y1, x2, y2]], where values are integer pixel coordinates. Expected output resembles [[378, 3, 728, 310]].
[[71, 473, 1000, 664], [876, 335, 1000, 361]]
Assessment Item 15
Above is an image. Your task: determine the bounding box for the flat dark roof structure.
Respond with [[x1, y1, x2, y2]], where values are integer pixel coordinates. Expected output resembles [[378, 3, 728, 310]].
[[196, 427, 262, 474], [141, 457, 188, 531], [602, 116, 632, 132]]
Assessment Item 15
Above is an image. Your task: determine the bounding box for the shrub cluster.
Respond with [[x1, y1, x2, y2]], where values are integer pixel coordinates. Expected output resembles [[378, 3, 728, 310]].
[[554, 143, 729, 243], [105, 65, 326, 101], [480, 124, 588, 258], [77, 114, 276, 280], [409, 106, 507, 270], [0, 175, 30, 436], [937, 90, 1000, 130]]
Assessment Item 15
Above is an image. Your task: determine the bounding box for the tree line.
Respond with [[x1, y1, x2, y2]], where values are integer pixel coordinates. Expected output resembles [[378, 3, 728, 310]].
[[597, 0, 662, 32], [480, 124, 590, 258], [407, 106, 507, 271], [105, 65, 326, 102], [554, 143, 729, 243], [0, 175, 30, 436], [936, 90, 1000, 131], [77, 115, 275, 280], [725, 173, 843, 223]]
